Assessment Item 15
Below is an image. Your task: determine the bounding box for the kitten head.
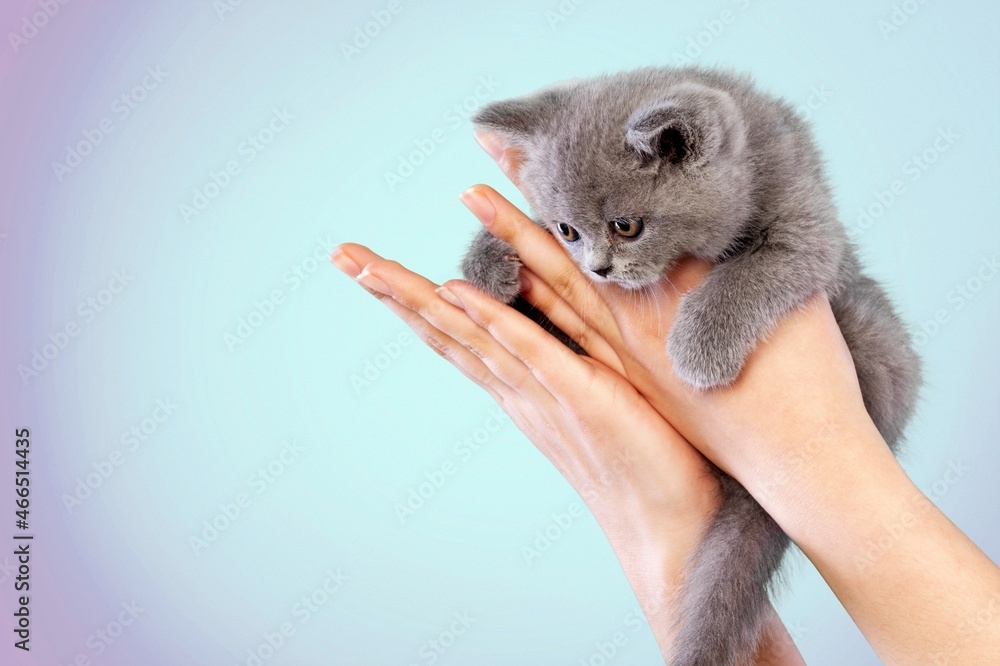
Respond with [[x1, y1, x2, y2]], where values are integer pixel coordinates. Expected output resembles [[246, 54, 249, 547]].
[[472, 72, 755, 288]]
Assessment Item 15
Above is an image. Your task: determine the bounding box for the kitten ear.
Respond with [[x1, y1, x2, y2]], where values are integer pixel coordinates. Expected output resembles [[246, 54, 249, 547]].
[[472, 82, 576, 149], [625, 83, 745, 168]]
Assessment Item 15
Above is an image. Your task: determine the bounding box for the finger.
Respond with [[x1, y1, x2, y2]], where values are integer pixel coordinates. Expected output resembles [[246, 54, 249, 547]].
[[332, 242, 530, 402], [378, 294, 510, 405], [334, 243, 585, 482], [382, 282, 590, 490], [440, 277, 600, 397], [330, 242, 383, 275], [459, 184, 623, 345], [519, 267, 625, 376], [358, 258, 557, 407], [374, 265, 593, 484], [345, 250, 590, 483], [330, 242, 392, 296]]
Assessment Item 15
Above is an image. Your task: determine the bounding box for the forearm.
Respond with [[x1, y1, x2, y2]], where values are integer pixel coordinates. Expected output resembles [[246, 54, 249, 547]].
[[744, 418, 1000, 663]]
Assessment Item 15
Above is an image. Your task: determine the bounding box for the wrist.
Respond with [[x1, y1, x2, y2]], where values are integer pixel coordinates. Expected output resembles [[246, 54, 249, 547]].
[[733, 405, 882, 522], [742, 414, 912, 573]]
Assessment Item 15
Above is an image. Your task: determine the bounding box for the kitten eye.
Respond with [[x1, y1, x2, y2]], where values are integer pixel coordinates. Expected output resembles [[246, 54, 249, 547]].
[[556, 222, 580, 242], [610, 217, 644, 238]]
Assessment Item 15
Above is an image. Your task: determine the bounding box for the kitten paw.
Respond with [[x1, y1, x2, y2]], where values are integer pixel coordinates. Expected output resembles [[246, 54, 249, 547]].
[[667, 306, 750, 390], [460, 231, 523, 303]]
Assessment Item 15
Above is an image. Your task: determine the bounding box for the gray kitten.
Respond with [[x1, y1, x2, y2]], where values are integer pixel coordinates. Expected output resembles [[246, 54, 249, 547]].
[[460, 66, 920, 665]]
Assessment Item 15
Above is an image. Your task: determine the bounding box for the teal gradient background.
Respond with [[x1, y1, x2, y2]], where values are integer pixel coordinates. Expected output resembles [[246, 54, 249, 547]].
[[1, 1, 997, 664]]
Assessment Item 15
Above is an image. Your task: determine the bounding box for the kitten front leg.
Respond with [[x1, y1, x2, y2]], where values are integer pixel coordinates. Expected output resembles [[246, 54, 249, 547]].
[[460, 217, 552, 304], [460, 228, 524, 304], [460, 223, 587, 355], [668, 234, 840, 389]]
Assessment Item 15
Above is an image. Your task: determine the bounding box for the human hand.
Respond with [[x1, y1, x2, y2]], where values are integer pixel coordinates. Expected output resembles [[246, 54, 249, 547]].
[[330, 240, 716, 591], [469, 132, 1000, 664], [465, 134, 877, 500], [330, 242, 802, 664]]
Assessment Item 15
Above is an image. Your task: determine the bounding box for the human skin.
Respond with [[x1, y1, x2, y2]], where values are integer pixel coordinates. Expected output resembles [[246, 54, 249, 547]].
[[331, 242, 804, 664], [331, 134, 1000, 663]]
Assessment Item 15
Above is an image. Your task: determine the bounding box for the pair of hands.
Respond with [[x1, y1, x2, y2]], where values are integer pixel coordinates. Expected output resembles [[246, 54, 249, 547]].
[[332, 134, 873, 522], [331, 135, 878, 662], [333, 134, 1000, 665]]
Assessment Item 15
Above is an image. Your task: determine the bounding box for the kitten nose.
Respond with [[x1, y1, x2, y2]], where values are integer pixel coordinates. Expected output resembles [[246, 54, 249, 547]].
[[591, 264, 612, 277]]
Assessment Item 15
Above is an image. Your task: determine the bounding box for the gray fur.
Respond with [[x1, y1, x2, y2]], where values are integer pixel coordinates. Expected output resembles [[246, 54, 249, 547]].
[[461, 65, 921, 665]]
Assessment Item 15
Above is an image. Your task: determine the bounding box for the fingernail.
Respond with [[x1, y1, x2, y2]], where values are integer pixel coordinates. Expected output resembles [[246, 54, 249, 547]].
[[330, 247, 360, 277], [460, 187, 496, 226], [474, 131, 505, 162], [435, 286, 465, 310], [356, 267, 391, 295]]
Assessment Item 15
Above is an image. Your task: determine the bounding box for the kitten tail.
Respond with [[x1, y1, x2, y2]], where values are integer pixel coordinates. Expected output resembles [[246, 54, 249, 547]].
[[670, 475, 790, 666]]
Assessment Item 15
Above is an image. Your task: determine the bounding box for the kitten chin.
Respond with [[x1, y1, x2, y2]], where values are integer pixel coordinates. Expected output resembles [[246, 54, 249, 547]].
[[608, 262, 676, 290], [612, 276, 659, 291]]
